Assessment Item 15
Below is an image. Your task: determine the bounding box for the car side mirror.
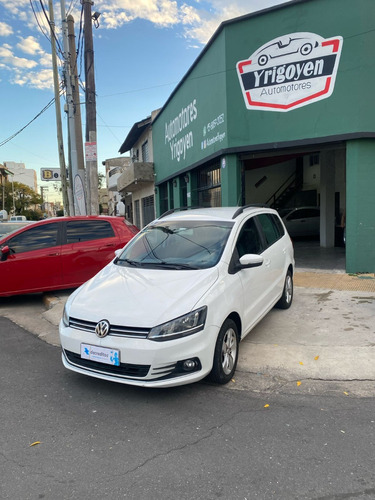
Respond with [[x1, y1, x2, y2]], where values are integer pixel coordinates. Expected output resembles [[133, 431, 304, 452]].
[[229, 252, 264, 274], [114, 249, 122, 258], [1, 245, 10, 261], [239, 254, 263, 269]]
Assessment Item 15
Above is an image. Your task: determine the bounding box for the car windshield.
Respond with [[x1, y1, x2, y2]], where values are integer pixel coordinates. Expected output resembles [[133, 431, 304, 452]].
[[0, 222, 32, 237], [116, 220, 234, 270]]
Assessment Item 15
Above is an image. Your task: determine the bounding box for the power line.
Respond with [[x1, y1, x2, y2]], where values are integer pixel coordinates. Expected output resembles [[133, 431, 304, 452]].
[[0, 95, 61, 148], [38, 0, 64, 57], [98, 81, 178, 98], [29, 0, 51, 45]]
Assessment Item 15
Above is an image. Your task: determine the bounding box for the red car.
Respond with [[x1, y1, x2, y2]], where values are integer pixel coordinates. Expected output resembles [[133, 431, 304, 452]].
[[0, 216, 139, 297]]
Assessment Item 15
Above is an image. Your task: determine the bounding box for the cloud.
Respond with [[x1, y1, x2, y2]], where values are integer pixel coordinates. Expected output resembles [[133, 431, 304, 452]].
[[0, 35, 52, 90], [11, 68, 54, 89], [97, 0, 180, 29], [0, 21, 13, 36], [17, 35, 44, 55], [39, 53, 53, 68], [0, 44, 38, 68], [0, 0, 291, 91], [181, 0, 292, 44], [90, 0, 292, 44]]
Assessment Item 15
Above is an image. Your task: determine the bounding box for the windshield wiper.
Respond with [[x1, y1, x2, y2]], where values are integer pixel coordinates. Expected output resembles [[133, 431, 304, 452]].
[[148, 262, 199, 270], [115, 258, 142, 267]]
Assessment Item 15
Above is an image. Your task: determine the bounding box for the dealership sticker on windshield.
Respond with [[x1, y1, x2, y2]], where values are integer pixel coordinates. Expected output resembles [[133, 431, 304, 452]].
[[81, 344, 120, 366], [237, 32, 343, 112]]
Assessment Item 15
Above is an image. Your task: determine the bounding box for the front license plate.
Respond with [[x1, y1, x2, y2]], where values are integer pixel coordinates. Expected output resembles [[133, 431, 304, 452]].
[[81, 344, 120, 366]]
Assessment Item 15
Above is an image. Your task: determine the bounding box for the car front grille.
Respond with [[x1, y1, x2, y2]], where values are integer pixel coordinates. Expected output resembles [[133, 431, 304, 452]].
[[64, 349, 150, 378], [69, 316, 150, 339]]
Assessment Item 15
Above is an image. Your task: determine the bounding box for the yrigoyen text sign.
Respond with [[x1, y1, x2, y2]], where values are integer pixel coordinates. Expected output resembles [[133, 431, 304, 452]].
[[237, 32, 343, 112]]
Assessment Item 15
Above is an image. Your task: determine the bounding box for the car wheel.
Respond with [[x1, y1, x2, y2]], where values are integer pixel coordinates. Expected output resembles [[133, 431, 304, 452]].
[[209, 319, 239, 384], [275, 270, 293, 309]]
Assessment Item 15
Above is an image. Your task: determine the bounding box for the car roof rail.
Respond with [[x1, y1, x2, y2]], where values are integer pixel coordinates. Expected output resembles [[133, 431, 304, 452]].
[[232, 204, 270, 219], [158, 206, 204, 220]]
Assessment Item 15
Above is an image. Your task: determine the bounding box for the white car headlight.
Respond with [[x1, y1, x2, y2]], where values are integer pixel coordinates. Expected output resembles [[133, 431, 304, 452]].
[[62, 304, 70, 327], [148, 306, 207, 342]]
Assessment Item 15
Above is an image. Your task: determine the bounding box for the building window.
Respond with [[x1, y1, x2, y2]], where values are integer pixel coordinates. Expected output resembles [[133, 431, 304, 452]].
[[108, 166, 121, 177], [132, 149, 139, 162], [309, 154, 319, 166], [197, 164, 221, 207], [159, 183, 169, 215], [141, 141, 149, 162]]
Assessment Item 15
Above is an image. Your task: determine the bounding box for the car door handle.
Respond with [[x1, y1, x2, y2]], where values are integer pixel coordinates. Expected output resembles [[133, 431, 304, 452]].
[[99, 243, 116, 249], [48, 252, 60, 256]]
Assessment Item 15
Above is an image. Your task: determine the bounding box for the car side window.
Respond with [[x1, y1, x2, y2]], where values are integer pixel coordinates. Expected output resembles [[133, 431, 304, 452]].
[[270, 214, 285, 237], [256, 213, 283, 248], [7, 223, 59, 254], [66, 220, 115, 244], [236, 217, 263, 258]]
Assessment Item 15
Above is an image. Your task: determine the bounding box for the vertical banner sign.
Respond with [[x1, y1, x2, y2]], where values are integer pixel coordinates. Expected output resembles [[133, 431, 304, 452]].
[[237, 32, 343, 112], [74, 174, 86, 215]]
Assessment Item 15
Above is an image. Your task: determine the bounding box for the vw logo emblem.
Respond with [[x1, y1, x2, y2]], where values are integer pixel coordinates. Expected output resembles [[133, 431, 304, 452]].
[[95, 320, 110, 338]]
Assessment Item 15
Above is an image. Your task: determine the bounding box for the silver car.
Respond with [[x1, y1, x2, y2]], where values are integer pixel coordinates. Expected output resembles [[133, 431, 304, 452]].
[[279, 207, 320, 237]]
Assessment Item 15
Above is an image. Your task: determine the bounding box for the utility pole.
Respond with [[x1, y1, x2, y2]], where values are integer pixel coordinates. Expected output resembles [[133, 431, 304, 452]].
[[48, 0, 72, 215], [61, 0, 87, 215], [67, 15, 85, 180], [83, 0, 99, 215]]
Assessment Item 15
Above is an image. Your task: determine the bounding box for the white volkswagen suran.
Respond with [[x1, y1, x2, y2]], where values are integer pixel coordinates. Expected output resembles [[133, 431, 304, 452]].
[[60, 206, 294, 388]]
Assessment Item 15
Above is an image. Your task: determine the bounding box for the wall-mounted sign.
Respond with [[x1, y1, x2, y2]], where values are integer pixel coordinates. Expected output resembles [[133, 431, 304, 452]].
[[164, 99, 198, 163], [41, 168, 62, 181], [237, 32, 343, 112]]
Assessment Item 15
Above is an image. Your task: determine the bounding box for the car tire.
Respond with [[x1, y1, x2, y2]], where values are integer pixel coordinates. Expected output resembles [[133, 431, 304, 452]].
[[209, 319, 239, 384], [275, 270, 293, 309]]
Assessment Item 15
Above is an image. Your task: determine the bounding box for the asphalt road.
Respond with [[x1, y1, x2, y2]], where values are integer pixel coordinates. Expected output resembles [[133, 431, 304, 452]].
[[1, 317, 375, 500]]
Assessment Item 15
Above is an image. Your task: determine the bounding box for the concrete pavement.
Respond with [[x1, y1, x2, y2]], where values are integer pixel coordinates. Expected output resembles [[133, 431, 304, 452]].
[[1, 270, 374, 395]]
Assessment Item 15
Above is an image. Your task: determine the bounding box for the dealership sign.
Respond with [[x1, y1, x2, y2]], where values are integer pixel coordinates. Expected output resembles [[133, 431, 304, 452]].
[[237, 32, 343, 112]]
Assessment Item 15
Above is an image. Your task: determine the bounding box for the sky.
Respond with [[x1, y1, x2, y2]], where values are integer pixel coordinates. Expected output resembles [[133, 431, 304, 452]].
[[0, 0, 290, 202]]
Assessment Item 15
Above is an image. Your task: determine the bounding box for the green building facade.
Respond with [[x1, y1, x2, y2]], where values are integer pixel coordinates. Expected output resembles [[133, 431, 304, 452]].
[[152, 0, 375, 273]]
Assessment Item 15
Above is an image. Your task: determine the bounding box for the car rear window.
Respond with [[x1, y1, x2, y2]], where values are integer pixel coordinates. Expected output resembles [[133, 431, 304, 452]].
[[66, 220, 115, 243]]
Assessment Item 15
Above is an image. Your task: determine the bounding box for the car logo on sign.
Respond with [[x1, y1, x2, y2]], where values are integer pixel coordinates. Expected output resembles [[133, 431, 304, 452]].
[[95, 320, 110, 338], [236, 32, 343, 112]]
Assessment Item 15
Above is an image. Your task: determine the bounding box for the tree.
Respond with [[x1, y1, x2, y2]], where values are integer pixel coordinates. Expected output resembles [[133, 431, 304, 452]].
[[0, 181, 42, 215], [98, 172, 105, 189]]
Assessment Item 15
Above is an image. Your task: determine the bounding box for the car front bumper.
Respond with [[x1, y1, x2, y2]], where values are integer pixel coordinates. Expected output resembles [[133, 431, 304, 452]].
[[59, 320, 219, 388]]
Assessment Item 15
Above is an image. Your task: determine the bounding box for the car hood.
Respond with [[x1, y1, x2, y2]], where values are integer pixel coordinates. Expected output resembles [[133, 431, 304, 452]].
[[68, 262, 219, 327]]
